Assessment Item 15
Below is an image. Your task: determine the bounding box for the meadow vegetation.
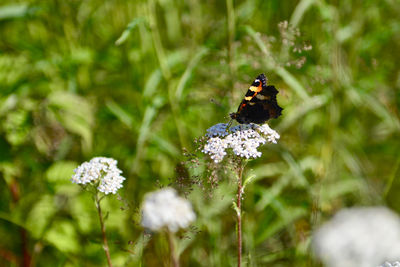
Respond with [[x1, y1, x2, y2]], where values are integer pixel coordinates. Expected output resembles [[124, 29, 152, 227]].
[[0, 0, 399, 266]]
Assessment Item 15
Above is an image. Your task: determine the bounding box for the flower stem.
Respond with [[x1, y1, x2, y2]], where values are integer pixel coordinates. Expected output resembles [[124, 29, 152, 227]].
[[95, 194, 113, 267], [236, 162, 244, 267], [167, 231, 179, 267]]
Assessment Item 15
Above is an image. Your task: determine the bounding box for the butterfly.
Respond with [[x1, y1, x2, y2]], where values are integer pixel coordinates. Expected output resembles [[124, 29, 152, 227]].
[[229, 74, 283, 124]]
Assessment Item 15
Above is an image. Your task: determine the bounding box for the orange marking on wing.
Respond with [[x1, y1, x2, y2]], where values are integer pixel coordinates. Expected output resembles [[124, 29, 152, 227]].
[[238, 103, 246, 112]]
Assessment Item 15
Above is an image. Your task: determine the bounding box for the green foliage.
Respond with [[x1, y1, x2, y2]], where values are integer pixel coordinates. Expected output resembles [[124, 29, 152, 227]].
[[0, 0, 399, 266]]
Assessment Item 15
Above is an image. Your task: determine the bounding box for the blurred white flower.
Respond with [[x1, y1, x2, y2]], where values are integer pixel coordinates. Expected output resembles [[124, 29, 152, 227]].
[[312, 207, 400, 267], [141, 188, 196, 232], [379, 261, 400, 267], [71, 157, 125, 195], [202, 123, 280, 163]]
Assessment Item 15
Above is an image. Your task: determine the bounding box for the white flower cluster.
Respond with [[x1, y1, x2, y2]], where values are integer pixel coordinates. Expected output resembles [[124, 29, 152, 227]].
[[312, 207, 400, 267], [71, 157, 126, 195], [202, 123, 280, 163], [379, 262, 400, 267], [141, 188, 196, 233]]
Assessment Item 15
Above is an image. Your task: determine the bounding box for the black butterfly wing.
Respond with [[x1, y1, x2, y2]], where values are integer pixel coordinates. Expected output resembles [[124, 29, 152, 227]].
[[259, 85, 283, 119], [231, 74, 283, 124]]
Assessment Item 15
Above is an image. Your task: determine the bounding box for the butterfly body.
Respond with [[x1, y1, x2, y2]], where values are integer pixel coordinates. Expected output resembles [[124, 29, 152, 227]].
[[230, 74, 283, 124]]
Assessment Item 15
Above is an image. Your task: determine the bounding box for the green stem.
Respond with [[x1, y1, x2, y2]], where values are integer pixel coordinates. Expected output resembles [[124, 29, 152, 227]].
[[148, 0, 171, 81], [384, 156, 400, 198], [95, 194, 113, 267], [167, 231, 179, 267], [236, 161, 245, 267]]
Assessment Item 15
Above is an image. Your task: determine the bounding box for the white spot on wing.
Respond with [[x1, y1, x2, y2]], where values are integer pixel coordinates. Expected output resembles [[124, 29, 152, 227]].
[[256, 94, 268, 100]]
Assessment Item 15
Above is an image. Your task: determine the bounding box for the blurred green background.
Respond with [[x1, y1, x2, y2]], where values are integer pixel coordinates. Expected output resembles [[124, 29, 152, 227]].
[[0, 0, 399, 266]]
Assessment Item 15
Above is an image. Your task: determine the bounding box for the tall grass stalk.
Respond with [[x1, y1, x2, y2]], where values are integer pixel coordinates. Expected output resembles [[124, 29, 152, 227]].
[[226, 0, 236, 78]]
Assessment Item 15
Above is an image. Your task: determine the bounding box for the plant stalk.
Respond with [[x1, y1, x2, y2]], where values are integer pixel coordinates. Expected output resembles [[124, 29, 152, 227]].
[[237, 163, 244, 267], [95, 194, 113, 267], [167, 231, 179, 267]]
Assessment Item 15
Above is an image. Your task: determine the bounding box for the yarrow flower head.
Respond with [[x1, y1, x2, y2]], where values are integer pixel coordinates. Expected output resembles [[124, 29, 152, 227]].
[[141, 188, 196, 233], [312, 207, 400, 267], [202, 123, 280, 163], [71, 157, 126, 195]]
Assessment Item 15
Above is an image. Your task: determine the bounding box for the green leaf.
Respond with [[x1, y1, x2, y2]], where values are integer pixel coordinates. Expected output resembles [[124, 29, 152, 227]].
[[70, 194, 96, 234], [105, 98, 134, 129], [175, 47, 208, 101], [26, 195, 57, 238], [255, 175, 291, 211], [256, 201, 307, 244], [47, 91, 94, 153], [45, 221, 80, 253], [115, 17, 145, 45], [243, 174, 256, 192], [232, 201, 240, 216], [46, 161, 77, 183], [0, 4, 37, 20]]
